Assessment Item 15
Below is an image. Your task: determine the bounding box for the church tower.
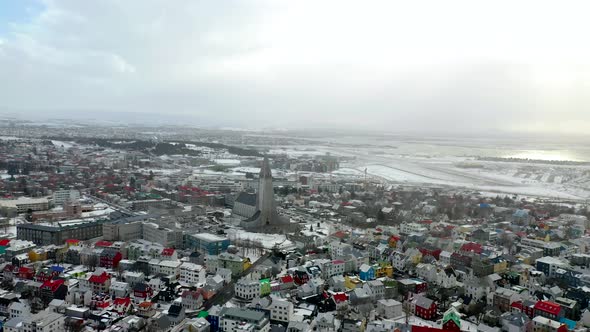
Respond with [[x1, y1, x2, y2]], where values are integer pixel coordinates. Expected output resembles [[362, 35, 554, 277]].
[[239, 156, 294, 232], [256, 157, 274, 225]]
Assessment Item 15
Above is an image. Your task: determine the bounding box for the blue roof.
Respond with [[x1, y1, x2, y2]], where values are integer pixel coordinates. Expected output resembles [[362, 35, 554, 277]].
[[479, 203, 491, 208], [51, 265, 65, 272], [560, 318, 575, 330]]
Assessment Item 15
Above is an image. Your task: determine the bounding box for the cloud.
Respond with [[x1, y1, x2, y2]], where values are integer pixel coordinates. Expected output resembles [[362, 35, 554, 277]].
[[1, 0, 590, 134]]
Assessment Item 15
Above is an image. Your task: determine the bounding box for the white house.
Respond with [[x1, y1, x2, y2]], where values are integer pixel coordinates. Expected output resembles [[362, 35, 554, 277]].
[[270, 296, 293, 323], [376, 299, 402, 319], [235, 278, 260, 300], [179, 262, 206, 286]]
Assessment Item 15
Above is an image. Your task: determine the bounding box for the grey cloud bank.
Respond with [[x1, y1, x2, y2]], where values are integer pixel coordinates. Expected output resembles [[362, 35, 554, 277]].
[[1, 0, 590, 135]]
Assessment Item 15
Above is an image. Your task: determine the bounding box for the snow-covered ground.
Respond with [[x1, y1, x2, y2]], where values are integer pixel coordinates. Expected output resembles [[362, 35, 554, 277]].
[[225, 229, 296, 250], [260, 137, 590, 201], [214, 159, 241, 166], [335, 154, 590, 200], [51, 140, 75, 149]]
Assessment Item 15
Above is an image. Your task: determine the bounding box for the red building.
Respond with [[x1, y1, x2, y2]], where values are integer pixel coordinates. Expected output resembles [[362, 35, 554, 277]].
[[0, 239, 10, 248], [18, 266, 34, 279], [333, 292, 349, 307], [161, 248, 176, 259], [412, 327, 445, 332], [92, 294, 111, 309], [65, 239, 80, 247], [40, 278, 67, 303], [460, 242, 483, 255], [89, 270, 111, 293], [100, 248, 122, 268], [534, 301, 563, 320], [293, 270, 310, 285], [419, 247, 442, 260], [413, 296, 437, 320], [36, 269, 60, 282], [95, 240, 113, 248], [112, 297, 133, 314], [280, 275, 294, 289], [133, 283, 153, 300]]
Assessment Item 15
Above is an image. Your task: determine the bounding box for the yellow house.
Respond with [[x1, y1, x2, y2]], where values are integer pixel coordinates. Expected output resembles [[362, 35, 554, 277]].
[[388, 235, 401, 248], [243, 257, 252, 272], [345, 276, 362, 290], [405, 248, 423, 265], [375, 264, 393, 278], [28, 249, 47, 262], [493, 260, 508, 273]]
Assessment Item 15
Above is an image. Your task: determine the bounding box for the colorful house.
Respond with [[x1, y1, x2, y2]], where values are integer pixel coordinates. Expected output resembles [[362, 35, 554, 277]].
[[65, 239, 80, 247], [36, 268, 61, 282], [28, 249, 48, 262], [442, 307, 461, 332], [243, 257, 252, 272], [112, 297, 133, 315], [89, 270, 111, 293], [18, 266, 34, 279], [375, 263, 393, 278], [345, 276, 362, 290], [279, 275, 294, 290], [40, 278, 67, 304], [0, 239, 10, 254], [95, 240, 113, 248], [133, 283, 153, 300], [389, 235, 401, 248], [413, 296, 437, 320], [359, 264, 375, 281], [260, 278, 271, 297], [100, 248, 122, 268], [293, 269, 310, 285], [535, 301, 563, 320]]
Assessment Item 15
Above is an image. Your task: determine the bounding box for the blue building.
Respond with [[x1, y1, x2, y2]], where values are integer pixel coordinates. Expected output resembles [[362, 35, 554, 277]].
[[359, 264, 375, 281], [185, 233, 230, 255]]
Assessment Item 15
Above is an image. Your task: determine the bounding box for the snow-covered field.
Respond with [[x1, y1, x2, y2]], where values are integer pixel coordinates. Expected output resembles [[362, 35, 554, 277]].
[[51, 140, 75, 149], [225, 229, 296, 250], [271, 137, 590, 201], [214, 159, 241, 166]]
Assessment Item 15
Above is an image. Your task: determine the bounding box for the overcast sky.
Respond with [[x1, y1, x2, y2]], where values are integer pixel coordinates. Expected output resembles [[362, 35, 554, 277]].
[[1, 0, 590, 134]]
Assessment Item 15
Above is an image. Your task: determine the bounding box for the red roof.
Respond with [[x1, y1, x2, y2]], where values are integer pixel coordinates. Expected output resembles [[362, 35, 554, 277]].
[[534, 301, 561, 316], [19, 267, 33, 274], [162, 248, 175, 256], [280, 275, 294, 284], [42, 279, 65, 292], [333, 293, 348, 303], [511, 301, 523, 310], [89, 271, 110, 284], [95, 241, 113, 248], [139, 301, 153, 308], [460, 242, 483, 254], [331, 231, 347, 239], [412, 326, 445, 332], [0, 239, 10, 246], [65, 239, 80, 244], [332, 260, 345, 264], [113, 297, 132, 306]]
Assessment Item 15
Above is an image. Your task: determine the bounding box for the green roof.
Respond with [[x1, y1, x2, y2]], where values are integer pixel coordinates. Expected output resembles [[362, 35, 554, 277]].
[[197, 311, 208, 318], [443, 308, 461, 327]]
